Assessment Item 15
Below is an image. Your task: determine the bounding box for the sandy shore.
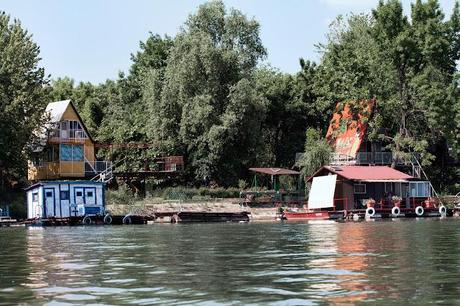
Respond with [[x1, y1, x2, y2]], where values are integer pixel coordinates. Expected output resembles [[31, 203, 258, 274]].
[[105, 198, 280, 221]]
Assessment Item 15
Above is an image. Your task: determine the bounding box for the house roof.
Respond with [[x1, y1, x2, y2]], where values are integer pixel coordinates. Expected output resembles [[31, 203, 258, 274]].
[[249, 168, 300, 176], [308, 166, 414, 182], [45, 100, 72, 122], [45, 99, 94, 142]]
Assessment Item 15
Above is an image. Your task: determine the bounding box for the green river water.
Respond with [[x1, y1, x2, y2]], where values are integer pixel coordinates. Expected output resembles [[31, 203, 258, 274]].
[[1, 219, 460, 305]]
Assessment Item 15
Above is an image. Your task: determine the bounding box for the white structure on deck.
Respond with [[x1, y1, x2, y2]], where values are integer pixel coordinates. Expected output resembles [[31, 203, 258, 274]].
[[25, 181, 105, 219]]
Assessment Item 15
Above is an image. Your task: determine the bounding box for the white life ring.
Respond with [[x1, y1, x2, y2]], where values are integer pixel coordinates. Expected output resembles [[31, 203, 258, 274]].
[[415, 206, 424, 217], [122, 215, 132, 224], [391, 206, 401, 217], [438, 205, 447, 215], [104, 214, 113, 224], [82, 216, 92, 225], [366, 207, 376, 217]]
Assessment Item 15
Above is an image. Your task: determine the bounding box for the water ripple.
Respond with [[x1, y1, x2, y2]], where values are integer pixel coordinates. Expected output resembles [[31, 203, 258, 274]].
[[0, 219, 460, 304]]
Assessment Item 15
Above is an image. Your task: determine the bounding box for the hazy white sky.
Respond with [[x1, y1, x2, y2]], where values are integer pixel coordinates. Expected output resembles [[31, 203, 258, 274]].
[[1, 0, 456, 84]]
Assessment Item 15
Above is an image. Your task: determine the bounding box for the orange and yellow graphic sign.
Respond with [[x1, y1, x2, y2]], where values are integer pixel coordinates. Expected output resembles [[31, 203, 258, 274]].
[[326, 99, 375, 157]]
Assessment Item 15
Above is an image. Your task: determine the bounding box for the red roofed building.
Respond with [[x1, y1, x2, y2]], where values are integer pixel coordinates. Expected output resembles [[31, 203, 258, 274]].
[[306, 165, 431, 210]]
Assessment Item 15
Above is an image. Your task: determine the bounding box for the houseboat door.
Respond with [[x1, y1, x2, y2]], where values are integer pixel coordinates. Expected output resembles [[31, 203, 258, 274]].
[[44, 188, 55, 218], [84, 188, 100, 215], [31, 192, 41, 219], [74, 187, 85, 216]]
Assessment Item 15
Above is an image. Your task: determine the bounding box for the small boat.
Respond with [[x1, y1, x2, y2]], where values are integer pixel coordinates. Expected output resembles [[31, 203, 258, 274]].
[[283, 210, 345, 220]]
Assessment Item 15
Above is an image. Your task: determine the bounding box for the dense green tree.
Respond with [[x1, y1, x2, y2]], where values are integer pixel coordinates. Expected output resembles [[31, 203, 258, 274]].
[[0, 12, 47, 188], [95, 34, 173, 170], [296, 128, 332, 179], [256, 67, 318, 167], [146, 0, 267, 184]]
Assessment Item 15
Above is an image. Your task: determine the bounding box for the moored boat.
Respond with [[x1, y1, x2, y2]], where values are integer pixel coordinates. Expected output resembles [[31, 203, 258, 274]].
[[283, 210, 345, 220]]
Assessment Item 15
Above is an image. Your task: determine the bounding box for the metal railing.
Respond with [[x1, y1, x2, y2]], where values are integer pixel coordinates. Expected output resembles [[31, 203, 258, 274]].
[[49, 129, 87, 142], [85, 160, 113, 176], [330, 152, 400, 166]]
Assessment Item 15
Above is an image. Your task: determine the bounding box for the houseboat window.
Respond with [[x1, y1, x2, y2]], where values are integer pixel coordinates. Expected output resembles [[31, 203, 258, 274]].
[[87, 191, 94, 197], [76, 191, 83, 197], [32, 193, 38, 202], [384, 182, 394, 193], [60, 190, 69, 200], [60, 144, 84, 161], [395, 183, 402, 196], [45, 191, 53, 198], [354, 184, 366, 194], [409, 182, 430, 197]]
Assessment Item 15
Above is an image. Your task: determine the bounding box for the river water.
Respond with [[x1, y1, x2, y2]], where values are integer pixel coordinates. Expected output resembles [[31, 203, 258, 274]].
[[1, 219, 460, 305]]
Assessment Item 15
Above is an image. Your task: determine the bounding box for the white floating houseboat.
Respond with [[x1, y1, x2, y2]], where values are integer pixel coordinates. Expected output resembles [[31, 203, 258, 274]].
[[25, 181, 105, 222]]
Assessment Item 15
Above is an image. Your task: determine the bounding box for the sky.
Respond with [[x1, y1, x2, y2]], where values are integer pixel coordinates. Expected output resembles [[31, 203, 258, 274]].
[[1, 0, 456, 84]]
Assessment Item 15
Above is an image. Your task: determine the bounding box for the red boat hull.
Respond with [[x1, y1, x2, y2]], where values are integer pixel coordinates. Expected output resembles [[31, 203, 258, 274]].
[[284, 211, 339, 220]]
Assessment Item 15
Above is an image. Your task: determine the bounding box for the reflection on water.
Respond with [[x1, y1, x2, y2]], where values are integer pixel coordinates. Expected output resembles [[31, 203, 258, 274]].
[[1, 219, 460, 304]]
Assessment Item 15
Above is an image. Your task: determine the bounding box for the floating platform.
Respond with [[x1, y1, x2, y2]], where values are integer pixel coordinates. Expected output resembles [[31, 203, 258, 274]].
[[283, 207, 452, 221], [0, 217, 22, 227], [173, 211, 250, 223], [24, 211, 251, 226]]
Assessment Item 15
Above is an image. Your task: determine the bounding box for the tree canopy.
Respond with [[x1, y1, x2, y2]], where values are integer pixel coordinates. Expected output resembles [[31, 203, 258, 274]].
[[2, 0, 459, 193], [0, 12, 47, 189]]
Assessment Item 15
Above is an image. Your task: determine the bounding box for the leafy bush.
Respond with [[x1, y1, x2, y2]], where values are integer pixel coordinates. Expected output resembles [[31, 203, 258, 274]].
[[106, 185, 136, 205]]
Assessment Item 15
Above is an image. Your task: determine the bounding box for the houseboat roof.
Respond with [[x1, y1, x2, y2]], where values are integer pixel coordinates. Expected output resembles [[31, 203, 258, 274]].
[[249, 168, 300, 176], [308, 166, 414, 182], [25, 180, 105, 191]]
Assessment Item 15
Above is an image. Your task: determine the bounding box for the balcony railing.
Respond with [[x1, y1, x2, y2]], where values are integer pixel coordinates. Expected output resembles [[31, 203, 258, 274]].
[[29, 160, 112, 180], [330, 152, 403, 166], [356, 152, 394, 165], [48, 129, 87, 142]]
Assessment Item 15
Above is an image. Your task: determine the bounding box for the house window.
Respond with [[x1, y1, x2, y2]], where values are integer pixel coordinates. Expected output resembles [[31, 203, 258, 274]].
[[67, 120, 87, 139], [60, 190, 70, 200], [60, 144, 84, 161], [32, 193, 38, 202], [354, 183, 366, 194], [45, 191, 53, 198], [46, 145, 60, 162], [76, 191, 83, 197], [87, 191, 93, 197]]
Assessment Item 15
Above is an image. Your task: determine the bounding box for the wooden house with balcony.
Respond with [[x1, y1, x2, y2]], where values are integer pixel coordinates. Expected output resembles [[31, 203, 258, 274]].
[[28, 100, 111, 181]]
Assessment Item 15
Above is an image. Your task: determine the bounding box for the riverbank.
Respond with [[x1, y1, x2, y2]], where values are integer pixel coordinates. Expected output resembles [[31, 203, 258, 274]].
[[105, 198, 281, 221]]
